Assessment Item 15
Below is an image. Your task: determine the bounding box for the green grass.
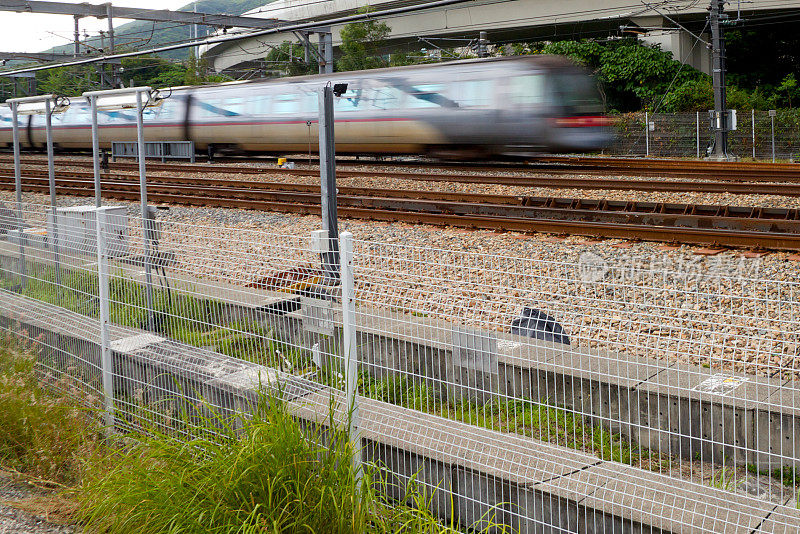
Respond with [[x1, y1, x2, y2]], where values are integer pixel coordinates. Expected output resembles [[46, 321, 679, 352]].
[[0, 337, 509, 533], [747, 463, 800, 488], [0, 336, 102, 486], [74, 393, 504, 533], [360, 375, 669, 472], [1, 264, 302, 367]]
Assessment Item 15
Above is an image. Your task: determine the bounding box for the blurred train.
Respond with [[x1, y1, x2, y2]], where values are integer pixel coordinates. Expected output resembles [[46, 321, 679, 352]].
[[0, 56, 612, 158]]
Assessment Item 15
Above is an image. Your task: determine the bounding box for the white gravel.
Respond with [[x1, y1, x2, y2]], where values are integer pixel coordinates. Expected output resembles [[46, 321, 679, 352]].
[[5, 182, 800, 380]]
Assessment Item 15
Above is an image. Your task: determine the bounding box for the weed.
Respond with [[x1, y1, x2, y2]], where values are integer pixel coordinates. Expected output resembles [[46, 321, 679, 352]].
[[0, 335, 101, 486], [74, 391, 506, 533]]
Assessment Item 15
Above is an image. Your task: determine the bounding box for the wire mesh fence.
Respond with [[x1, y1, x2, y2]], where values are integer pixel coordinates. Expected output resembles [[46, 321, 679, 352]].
[[0, 200, 799, 532], [607, 110, 800, 161]]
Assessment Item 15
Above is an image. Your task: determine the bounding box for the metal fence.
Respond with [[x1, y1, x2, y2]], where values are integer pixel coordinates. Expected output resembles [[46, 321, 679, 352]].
[[607, 110, 800, 161], [1, 200, 799, 532]]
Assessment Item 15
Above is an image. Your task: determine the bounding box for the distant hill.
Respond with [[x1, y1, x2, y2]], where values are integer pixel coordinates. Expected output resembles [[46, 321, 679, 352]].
[[46, 0, 273, 61]]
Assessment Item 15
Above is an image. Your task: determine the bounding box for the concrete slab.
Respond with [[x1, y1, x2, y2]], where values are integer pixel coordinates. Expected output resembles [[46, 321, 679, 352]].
[[579, 463, 777, 534], [754, 380, 800, 469]]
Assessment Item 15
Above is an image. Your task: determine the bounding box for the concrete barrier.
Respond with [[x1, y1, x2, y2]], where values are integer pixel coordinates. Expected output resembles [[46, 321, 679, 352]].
[[1, 289, 799, 533]]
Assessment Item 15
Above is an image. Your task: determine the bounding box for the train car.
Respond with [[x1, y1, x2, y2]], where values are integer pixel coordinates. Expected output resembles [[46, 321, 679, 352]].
[[0, 55, 612, 158]]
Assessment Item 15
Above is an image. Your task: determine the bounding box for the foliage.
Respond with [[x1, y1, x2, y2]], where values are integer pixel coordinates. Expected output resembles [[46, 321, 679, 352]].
[[0, 337, 101, 485], [75, 392, 493, 533], [336, 8, 392, 72], [777, 74, 800, 109], [264, 41, 318, 77], [539, 38, 705, 112], [726, 26, 800, 92]]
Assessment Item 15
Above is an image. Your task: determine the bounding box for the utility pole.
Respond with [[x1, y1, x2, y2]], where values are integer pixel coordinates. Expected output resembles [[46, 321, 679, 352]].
[[73, 15, 81, 57], [478, 31, 488, 58], [708, 0, 731, 160]]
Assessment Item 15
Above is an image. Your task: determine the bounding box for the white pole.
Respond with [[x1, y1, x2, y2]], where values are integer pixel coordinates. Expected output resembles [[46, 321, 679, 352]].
[[751, 109, 755, 160], [136, 91, 155, 331], [696, 111, 700, 158], [45, 99, 61, 288], [95, 206, 114, 430], [339, 230, 361, 488], [91, 95, 102, 206], [645, 111, 649, 157], [771, 114, 776, 163], [10, 102, 25, 289]]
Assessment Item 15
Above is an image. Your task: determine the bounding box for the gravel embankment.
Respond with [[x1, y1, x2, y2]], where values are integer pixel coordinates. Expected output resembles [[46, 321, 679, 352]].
[[5, 180, 800, 380]]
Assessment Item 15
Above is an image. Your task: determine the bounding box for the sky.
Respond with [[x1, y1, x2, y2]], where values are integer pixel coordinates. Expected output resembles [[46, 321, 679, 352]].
[[0, 0, 191, 53]]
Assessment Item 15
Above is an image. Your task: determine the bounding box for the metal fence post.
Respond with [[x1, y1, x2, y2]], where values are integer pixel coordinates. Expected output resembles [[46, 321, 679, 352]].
[[95, 206, 114, 430], [751, 109, 756, 160], [45, 99, 62, 289], [318, 85, 340, 283], [90, 95, 102, 207], [136, 91, 155, 331], [770, 109, 776, 162], [696, 111, 700, 158], [645, 111, 649, 157], [10, 101, 25, 289], [339, 230, 361, 488]]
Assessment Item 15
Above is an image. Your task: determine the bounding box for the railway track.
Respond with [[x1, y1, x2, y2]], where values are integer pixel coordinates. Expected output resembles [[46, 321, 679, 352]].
[[3, 171, 800, 251], [3, 158, 800, 196]]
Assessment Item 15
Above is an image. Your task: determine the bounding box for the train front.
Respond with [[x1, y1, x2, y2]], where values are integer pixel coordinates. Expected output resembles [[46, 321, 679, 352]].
[[545, 65, 614, 153]]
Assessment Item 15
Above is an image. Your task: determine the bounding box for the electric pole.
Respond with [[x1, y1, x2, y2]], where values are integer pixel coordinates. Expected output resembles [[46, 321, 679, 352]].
[[708, 0, 731, 160]]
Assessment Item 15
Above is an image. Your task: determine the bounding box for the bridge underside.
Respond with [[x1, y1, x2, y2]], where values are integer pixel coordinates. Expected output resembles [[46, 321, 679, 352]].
[[203, 0, 800, 76]]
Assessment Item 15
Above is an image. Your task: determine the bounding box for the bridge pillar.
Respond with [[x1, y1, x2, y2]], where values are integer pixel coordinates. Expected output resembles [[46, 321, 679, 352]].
[[631, 16, 711, 75]]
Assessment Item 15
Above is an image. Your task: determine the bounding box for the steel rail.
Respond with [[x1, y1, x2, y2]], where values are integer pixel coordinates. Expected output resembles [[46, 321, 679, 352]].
[[4, 174, 800, 251], [4, 162, 800, 196]]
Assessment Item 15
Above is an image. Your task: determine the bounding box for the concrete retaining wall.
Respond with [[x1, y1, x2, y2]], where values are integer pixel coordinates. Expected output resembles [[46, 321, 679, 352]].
[[1, 289, 799, 533]]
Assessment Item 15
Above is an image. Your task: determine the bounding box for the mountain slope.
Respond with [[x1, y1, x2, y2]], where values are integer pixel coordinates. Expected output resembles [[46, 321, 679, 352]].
[[46, 0, 273, 61]]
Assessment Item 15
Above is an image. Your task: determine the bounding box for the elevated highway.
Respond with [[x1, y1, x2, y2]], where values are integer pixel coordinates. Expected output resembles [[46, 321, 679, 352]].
[[203, 0, 800, 75]]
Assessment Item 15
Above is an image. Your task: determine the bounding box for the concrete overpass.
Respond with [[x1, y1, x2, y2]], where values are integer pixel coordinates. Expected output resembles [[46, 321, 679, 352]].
[[203, 0, 800, 75]]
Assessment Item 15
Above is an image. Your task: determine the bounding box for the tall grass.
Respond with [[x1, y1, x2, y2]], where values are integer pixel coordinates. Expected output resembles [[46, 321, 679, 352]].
[[0, 336, 101, 486], [75, 392, 499, 533]]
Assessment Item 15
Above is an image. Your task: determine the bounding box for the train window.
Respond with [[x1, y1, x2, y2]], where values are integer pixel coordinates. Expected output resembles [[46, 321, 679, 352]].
[[371, 86, 403, 110], [552, 73, 604, 114], [335, 89, 363, 112], [509, 75, 545, 106], [221, 97, 246, 115], [452, 80, 493, 107], [297, 93, 316, 114], [406, 84, 452, 108], [273, 95, 299, 114]]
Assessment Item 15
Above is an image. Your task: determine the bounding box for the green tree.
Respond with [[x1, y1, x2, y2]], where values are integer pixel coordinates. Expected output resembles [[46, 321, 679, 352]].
[[542, 38, 705, 111], [777, 74, 800, 108], [264, 41, 318, 77], [36, 65, 99, 97], [336, 9, 391, 72]]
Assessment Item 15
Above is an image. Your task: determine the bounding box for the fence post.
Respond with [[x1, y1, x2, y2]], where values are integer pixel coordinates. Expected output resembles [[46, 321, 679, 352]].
[[751, 109, 756, 160], [95, 206, 114, 431], [770, 109, 776, 162], [644, 111, 649, 157], [10, 101, 25, 290], [45, 99, 62, 289], [339, 230, 361, 488], [696, 111, 700, 158]]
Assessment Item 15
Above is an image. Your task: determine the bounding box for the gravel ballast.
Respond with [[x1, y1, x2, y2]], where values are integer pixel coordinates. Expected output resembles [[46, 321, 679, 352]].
[[5, 185, 800, 380]]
